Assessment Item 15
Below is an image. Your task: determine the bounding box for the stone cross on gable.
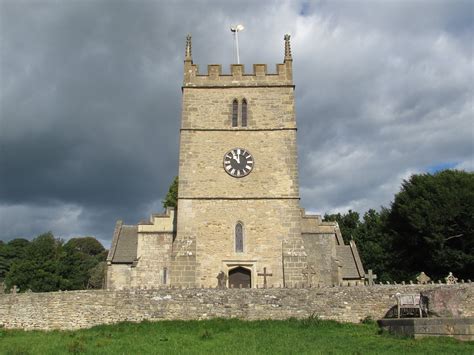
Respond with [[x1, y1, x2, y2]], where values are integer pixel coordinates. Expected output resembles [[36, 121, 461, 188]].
[[364, 269, 377, 286], [302, 264, 316, 285], [258, 267, 272, 288]]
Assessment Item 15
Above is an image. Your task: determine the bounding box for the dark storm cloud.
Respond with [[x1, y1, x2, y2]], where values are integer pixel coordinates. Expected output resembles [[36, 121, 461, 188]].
[[0, 0, 184, 239], [0, 0, 472, 243]]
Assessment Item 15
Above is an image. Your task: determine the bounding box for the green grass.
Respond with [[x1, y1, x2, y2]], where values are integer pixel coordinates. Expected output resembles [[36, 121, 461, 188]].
[[0, 317, 472, 354]]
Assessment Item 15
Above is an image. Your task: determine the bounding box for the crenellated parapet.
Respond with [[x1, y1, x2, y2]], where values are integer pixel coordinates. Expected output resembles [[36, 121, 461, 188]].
[[138, 207, 176, 234], [183, 34, 293, 87]]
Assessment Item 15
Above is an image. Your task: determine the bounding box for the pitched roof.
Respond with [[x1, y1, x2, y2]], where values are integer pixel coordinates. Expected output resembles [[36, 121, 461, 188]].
[[336, 243, 364, 279], [349, 240, 365, 278], [108, 223, 138, 264]]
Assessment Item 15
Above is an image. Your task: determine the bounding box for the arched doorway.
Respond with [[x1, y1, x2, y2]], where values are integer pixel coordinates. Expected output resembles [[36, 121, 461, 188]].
[[228, 267, 251, 288]]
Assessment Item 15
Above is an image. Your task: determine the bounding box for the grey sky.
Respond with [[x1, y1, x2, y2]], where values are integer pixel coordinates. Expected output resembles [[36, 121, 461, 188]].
[[1, 0, 472, 247]]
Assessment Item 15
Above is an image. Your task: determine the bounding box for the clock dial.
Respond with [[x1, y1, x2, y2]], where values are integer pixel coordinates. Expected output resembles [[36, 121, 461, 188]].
[[223, 148, 254, 178]]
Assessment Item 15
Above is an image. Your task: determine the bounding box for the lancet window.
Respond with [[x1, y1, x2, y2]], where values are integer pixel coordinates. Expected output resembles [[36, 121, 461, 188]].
[[230, 99, 248, 127], [235, 222, 244, 253], [232, 99, 238, 127], [241, 99, 247, 127]]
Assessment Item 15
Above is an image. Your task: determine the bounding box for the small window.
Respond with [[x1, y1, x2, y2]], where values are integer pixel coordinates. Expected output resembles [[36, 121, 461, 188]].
[[232, 99, 238, 127], [241, 99, 247, 127], [162, 267, 168, 284], [235, 222, 243, 253]]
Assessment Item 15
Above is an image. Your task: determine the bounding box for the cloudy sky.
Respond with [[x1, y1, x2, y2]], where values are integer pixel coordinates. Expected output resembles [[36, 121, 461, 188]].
[[1, 0, 472, 247]]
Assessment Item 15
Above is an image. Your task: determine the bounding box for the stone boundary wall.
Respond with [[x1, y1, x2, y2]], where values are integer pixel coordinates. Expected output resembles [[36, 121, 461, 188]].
[[0, 284, 472, 330]]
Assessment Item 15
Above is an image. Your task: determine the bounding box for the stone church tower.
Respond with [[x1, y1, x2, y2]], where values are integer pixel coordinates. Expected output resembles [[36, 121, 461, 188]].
[[106, 35, 365, 289]]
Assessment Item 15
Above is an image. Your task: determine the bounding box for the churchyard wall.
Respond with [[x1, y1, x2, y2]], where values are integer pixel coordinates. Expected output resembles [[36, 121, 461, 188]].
[[0, 284, 472, 330]]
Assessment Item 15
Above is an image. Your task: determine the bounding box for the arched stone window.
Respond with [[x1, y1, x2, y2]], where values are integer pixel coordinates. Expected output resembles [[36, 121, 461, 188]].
[[232, 99, 238, 127], [235, 222, 243, 253], [241, 99, 247, 127]]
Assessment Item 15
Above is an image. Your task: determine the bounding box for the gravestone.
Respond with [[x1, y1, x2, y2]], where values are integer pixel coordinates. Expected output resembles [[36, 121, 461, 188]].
[[445, 272, 458, 285], [416, 272, 431, 284], [302, 264, 316, 285], [216, 271, 227, 288], [364, 269, 377, 286], [258, 267, 272, 288]]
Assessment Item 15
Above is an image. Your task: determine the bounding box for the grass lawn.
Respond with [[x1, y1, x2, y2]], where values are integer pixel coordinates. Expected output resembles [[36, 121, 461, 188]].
[[1, 318, 472, 354]]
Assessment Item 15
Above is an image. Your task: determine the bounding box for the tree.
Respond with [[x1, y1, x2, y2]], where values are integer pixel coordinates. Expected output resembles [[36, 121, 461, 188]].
[[353, 208, 394, 281], [64, 237, 105, 256], [4, 233, 107, 292], [0, 255, 8, 281], [60, 237, 106, 289], [88, 261, 106, 289], [387, 170, 474, 280], [0, 238, 30, 282], [5, 233, 69, 292], [162, 176, 178, 209], [323, 209, 395, 281], [323, 210, 361, 243]]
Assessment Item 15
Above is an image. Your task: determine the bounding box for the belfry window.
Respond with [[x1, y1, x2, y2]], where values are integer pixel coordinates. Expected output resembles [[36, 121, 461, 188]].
[[231, 99, 248, 127], [232, 99, 238, 127], [241, 99, 247, 127], [235, 222, 243, 253]]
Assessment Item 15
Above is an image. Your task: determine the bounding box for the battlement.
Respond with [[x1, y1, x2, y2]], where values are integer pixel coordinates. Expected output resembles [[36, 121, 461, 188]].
[[183, 34, 293, 87], [138, 207, 176, 234]]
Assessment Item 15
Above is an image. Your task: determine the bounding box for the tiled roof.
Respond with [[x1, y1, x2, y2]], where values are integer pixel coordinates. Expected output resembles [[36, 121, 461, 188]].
[[111, 225, 138, 263], [337, 245, 363, 279]]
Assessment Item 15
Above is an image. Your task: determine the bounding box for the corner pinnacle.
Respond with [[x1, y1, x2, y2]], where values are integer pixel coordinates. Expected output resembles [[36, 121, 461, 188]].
[[284, 34, 292, 61], [185, 34, 192, 61]]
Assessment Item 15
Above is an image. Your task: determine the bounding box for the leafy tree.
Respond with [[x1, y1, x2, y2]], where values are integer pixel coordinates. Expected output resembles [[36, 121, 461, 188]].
[[0, 255, 8, 281], [387, 170, 474, 281], [162, 176, 178, 209], [65, 237, 105, 256], [353, 209, 394, 281], [323, 209, 394, 280], [323, 210, 361, 243], [0, 243, 7, 281], [60, 237, 106, 290], [4, 233, 107, 292], [5, 233, 69, 292], [88, 261, 106, 289], [0, 238, 30, 282]]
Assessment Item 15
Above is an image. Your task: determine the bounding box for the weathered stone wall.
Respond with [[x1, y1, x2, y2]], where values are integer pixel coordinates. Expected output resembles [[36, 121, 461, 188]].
[[106, 264, 131, 290], [1, 284, 472, 331], [181, 87, 296, 130], [302, 233, 338, 285], [173, 199, 303, 288], [178, 130, 299, 198], [173, 70, 306, 287], [132, 233, 173, 288]]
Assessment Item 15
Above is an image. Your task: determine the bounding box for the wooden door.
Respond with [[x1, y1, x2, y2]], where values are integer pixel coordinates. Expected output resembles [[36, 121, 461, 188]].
[[228, 267, 251, 288]]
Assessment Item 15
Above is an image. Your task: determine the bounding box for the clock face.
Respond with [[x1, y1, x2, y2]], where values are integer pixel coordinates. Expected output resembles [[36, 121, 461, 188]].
[[223, 148, 254, 178]]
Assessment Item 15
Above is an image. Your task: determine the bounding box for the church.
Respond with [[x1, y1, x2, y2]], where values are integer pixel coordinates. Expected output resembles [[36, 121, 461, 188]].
[[106, 35, 365, 289]]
